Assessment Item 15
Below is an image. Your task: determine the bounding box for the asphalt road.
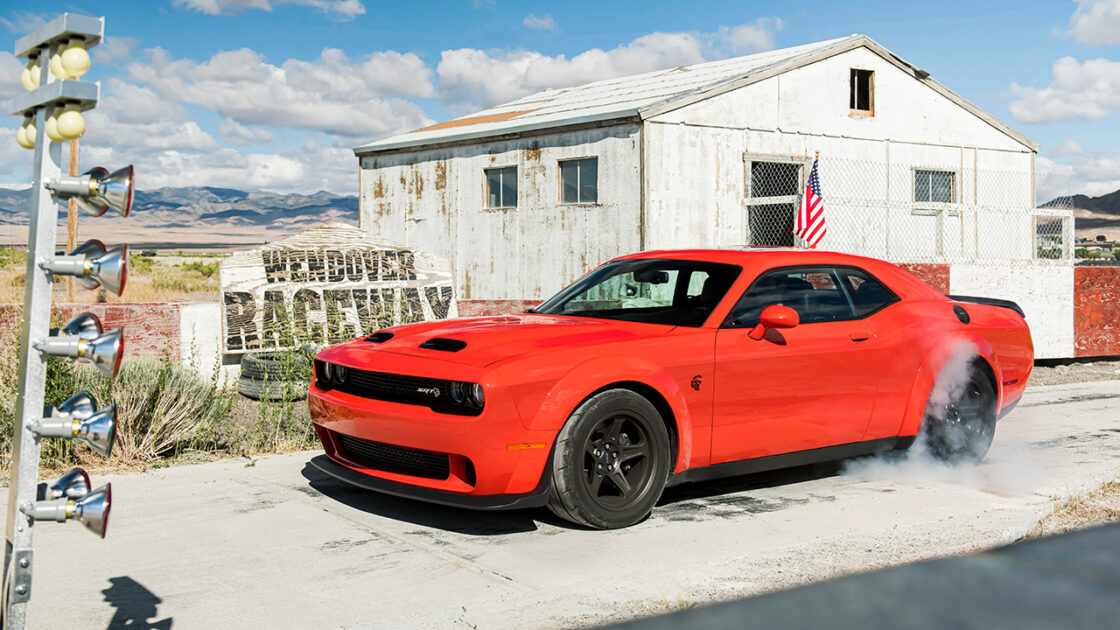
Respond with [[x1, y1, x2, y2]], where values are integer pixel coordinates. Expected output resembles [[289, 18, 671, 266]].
[[12, 380, 1120, 630]]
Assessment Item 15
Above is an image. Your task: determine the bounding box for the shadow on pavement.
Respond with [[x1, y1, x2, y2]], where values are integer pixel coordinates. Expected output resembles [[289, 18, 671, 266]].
[[300, 462, 552, 535], [102, 576, 172, 630], [658, 460, 846, 506]]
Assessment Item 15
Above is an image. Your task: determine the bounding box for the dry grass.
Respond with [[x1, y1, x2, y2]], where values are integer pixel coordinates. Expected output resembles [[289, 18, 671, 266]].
[[1026, 477, 1120, 539], [0, 246, 223, 304]]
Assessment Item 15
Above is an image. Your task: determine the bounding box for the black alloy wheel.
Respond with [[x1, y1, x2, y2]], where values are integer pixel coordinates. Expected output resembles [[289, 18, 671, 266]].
[[925, 370, 997, 462], [547, 389, 671, 529]]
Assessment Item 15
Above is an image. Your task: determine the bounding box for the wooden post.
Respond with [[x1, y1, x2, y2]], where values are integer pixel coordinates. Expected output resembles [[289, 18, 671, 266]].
[[66, 138, 78, 302]]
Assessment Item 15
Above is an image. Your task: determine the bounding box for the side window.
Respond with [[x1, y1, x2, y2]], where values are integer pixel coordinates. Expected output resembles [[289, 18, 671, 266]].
[[725, 266, 858, 327], [485, 166, 517, 208], [837, 268, 898, 317], [560, 158, 598, 204]]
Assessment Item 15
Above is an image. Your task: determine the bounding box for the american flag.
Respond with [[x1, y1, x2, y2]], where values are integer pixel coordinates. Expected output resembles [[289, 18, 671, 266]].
[[795, 158, 826, 248]]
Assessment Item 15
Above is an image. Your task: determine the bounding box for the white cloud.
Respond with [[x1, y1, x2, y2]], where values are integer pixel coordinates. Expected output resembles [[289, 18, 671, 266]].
[[1067, 0, 1120, 46], [0, 52, 25, 101], [220, 120, 276, 146], [523, 14, 556, 31], [436, 19, 781, 112], [1009, 56, 1120, 123], [174, 0, 365, 19], [94, 37, 140, 65], [1037, 151, 1120, 202], [1053, 139, 1085, 156], [127, 46, 434, 140], [0, 11, 47, 34]]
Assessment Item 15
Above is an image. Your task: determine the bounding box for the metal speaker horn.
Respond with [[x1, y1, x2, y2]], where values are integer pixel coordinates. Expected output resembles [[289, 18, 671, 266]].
[[21, 483, 112, 538], [48, 467, 91, 500], [56, 312, 103, 340], [84, 327, 124, 379], [56, 390, 98, 421], [74, 167, 110, 217], [93, 165, 134, 218], [46, 165, 135, 218], [76, 403, 116, 457], [75, 483, 112, 538], [43, 239, 128, 295]]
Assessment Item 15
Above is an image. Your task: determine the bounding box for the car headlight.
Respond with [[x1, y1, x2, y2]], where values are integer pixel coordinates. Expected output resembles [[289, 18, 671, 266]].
[[469, 383, 485, 408], [334, 365, 348, 384]]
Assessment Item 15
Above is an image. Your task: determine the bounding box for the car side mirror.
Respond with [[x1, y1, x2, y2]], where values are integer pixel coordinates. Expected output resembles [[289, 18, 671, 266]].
[[749, 304, 800, 340]]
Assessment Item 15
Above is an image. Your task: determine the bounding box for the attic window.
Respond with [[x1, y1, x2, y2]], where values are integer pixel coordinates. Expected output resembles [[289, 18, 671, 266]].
[[850, 69, 874, 116]]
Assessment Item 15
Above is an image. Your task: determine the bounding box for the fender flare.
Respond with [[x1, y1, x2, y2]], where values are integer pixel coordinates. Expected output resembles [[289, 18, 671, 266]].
[[523, 355, 695, 473], [898, 333, 1003, 437]]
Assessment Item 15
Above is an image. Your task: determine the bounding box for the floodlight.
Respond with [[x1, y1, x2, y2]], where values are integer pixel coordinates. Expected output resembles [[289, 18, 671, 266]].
[[60, 39, 90, 78], [34, 324, 124, 379], [20, 58, 40, 91], [31, 391, 117, 457], [45, 165, 134, 218], [41, 239, 128, 295], [48, 467, 91, 500], [21, 483, 112, 538]]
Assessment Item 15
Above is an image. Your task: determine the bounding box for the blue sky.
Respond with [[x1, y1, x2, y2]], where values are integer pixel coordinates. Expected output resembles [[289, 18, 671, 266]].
[[2, 0, 1118, 197]]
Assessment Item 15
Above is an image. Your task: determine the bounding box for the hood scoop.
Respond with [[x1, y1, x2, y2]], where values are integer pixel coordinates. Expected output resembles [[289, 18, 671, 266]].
[[366, 331, 394, 344], [419, 337, 467, 352]]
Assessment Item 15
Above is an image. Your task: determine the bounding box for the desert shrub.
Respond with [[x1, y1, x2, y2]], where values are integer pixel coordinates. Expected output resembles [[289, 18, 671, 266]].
[[180, 261, 219, 278], [130, 254, 155, 274]]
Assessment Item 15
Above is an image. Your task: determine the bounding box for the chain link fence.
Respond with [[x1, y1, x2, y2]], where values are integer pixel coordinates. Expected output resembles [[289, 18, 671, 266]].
[[743, 156, 1076, 264]]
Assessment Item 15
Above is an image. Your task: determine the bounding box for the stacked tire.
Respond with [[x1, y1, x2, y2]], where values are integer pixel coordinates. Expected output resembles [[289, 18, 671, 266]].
[[238, 351, 312, 401]]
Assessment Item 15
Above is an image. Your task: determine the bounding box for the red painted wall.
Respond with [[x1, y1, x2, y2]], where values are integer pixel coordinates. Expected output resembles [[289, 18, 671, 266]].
[[1074, 267, 1120, 358], [0, 303, 181, 361], [895, 263, 950, 294]]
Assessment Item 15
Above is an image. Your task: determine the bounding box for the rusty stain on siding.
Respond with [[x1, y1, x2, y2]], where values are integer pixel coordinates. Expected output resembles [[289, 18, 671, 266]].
[[372, 178, 385, 199], [434, 161, 447, 190]]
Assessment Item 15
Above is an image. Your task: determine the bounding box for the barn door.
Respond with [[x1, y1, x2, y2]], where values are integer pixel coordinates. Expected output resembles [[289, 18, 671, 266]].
[[745, 159, 803, 247]]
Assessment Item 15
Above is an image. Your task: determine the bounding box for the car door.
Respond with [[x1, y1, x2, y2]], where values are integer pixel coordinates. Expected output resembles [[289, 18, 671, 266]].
[[709, 265, 893, 464]]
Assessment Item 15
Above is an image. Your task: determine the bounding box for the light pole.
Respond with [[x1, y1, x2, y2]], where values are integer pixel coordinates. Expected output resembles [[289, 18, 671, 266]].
[[5, 13, 132, 629]]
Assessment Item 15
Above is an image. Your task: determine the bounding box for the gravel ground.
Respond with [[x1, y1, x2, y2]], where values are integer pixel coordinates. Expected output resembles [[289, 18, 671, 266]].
[[1029, 358, 1120, 386]]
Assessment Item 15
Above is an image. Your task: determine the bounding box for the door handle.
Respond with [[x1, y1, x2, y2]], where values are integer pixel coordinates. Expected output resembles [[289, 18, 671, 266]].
[[849, 332, 870, 342]]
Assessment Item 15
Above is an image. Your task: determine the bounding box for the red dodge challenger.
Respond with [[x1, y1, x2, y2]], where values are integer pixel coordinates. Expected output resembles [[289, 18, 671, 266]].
[[308, 249, 1033, 529]]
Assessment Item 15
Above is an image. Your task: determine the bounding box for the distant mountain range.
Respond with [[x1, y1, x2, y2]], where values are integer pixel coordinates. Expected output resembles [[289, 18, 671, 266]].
[[1041, 189, 1120, 240], [0, 186, 359, 248]]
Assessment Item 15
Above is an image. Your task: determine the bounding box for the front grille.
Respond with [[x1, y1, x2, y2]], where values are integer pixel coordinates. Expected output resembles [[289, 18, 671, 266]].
[[335, 432, 450, 480], [319, 362, 480, 416]]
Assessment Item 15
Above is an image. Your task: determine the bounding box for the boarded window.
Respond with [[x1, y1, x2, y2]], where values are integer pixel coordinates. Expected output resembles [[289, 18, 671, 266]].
[[850, 69, 874, 115], [560, 158, 598, 204], [914, 170, 955, 203], [486, 166, 517, 208]]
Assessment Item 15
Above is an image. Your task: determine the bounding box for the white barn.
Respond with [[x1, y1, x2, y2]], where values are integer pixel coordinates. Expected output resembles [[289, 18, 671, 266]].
[[353, 35, 1075, 358]]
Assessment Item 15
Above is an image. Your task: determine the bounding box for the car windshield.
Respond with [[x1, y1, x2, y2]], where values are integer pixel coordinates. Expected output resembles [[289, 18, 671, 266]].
[[533, 259, 741, 327]]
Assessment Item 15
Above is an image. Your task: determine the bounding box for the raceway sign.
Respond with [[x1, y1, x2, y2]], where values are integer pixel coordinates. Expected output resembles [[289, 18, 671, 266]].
[[220, 223, 456, 353]]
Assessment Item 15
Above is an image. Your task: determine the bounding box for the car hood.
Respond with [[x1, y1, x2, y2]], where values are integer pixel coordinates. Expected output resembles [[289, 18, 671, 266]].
[[347, 314, 671, 367]]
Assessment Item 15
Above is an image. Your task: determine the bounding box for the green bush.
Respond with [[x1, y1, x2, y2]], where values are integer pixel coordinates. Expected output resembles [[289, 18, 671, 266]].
[[130, 254, 156, 274], [181, 261, 219, 278]]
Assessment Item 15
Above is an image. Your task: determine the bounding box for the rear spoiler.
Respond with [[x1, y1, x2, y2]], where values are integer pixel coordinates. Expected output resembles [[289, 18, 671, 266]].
[[947, 295, 1025, 318]]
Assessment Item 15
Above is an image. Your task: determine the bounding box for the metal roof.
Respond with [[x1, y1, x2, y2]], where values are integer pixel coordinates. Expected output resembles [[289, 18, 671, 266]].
[[355, 34, 1036, 156]]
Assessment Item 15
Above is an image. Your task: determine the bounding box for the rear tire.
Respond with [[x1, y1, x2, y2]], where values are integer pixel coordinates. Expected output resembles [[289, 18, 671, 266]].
[[547, 389, 671, 529], [923, 368, 997, 462]]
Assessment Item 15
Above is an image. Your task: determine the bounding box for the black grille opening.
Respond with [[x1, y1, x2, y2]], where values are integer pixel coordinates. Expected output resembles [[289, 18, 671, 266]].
[[335, 432, 450, 480], [366, 331, 394, 343], [330, 367, 481, 416], [464, 458, 476, 487], [419, 337, 467, 352]]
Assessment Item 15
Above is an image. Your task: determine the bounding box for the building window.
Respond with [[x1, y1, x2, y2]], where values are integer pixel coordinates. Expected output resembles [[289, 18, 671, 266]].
[[850, 68, 874, 116], [486, 166, 517, 208], [745, 159, 802, 246], [913, 169, 955, 204], [560, 158, 598, 204]]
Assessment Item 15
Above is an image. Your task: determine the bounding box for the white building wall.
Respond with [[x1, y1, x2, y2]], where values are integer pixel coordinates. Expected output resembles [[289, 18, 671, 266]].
[[359, 125, 642, 301]]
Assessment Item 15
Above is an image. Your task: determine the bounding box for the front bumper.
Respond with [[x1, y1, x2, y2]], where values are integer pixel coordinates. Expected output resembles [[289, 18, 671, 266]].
[[309, 454, 550, 510], [308, 377, 555, 505]]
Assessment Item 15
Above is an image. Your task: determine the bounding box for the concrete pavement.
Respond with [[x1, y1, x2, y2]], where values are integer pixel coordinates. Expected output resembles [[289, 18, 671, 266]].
[[11, 379, 1120, 629]]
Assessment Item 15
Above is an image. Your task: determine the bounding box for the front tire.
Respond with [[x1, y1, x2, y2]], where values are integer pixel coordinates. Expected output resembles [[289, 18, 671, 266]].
[[924, 369, 997, 462], [547, 389, 671, 529]]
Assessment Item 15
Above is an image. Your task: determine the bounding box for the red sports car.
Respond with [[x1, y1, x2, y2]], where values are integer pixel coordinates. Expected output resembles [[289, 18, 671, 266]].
[[308, 249, 1033, 529]]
